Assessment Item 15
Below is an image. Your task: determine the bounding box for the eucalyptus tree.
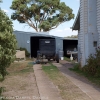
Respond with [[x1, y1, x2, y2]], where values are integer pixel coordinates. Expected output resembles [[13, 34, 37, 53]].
[[10, 0, 74, 32]]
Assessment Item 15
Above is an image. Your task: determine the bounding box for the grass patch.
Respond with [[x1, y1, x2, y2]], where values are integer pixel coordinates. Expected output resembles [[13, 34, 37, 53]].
[[69, 63, 100, 86], [69, 63, 83, 74], [64, 57, 71, 62], [0, 61, 38, 100], [26, 57, 34, 61], [19, 62, 33, 73], [7, 61, 33, 75], [42, 63, 90, 100], [64, 57, 75, 63], [42, 63, 68, 99], [42, 63, 59, 80]]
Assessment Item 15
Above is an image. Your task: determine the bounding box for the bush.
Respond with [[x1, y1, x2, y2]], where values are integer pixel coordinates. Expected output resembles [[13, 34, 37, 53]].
[[0, 87, 5, 96], [20, 47, 30, 57], [69, 63, 82, 72], [83, 47, 100, 77], [0, 9, 17, 78]]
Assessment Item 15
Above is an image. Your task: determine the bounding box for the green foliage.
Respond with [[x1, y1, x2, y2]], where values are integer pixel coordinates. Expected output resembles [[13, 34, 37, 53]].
[[0, 87, 5, 99], [72, 47, 100, 78], [0, 9, 17, 78], [10, 0, 74, 32], [71, 47, 100, 77], [82, 47, 100, 77], [66, 35, 78, 38], [69, 63, 82, 73], [0, 74, 3, 81], [42, 63, 58, 72], [64, 57, 71, 62], [0, 87, 5, 95], [42, 63, 60, 79], [20, 47, 30, 57], [70, 63, 100, 86]]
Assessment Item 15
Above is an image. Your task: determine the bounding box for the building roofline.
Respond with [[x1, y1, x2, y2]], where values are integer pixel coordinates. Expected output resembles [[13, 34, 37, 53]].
[[13, 30, 63, 39], [72, 8, 80, 30]]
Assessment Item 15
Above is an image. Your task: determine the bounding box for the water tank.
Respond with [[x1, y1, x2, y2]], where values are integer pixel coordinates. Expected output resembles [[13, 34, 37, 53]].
[[59, 50, 64, 60]]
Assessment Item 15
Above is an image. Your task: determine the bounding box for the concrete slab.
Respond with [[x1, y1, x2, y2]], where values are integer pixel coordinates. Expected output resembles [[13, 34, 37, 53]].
[[33, 64, 63, 100]]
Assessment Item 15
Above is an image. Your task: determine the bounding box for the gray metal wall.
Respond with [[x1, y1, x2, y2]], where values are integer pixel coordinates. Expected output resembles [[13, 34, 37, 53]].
[[13, 31, 63, 56]]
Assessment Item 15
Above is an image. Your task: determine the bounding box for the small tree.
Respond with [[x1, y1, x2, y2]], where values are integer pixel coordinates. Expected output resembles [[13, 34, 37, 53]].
[[10, 0, 74, 32], [0, 9, 17, 78]]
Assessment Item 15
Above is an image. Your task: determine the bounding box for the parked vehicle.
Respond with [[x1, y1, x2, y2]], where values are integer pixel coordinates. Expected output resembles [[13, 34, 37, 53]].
[[37, 39, 59, 63]]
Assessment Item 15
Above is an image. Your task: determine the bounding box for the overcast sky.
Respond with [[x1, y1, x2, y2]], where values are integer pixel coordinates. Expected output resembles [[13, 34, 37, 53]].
[[0, 0, 80, 37]]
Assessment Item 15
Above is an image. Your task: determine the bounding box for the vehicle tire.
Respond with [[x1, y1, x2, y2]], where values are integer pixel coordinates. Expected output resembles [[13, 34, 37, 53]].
[[48, 58, 50, 61], [53, 57, 55, 61], [57, 58, 59, 63], [55, 54, 59, 63]]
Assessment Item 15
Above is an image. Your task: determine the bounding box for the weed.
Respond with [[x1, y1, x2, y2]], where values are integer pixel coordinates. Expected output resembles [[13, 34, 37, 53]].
[[64, 57, 71, 62], [70, 63, 100, 86]]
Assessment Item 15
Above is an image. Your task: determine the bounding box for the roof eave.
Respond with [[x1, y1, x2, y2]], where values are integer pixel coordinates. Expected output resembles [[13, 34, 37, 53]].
[[72, 9, 80, 30]]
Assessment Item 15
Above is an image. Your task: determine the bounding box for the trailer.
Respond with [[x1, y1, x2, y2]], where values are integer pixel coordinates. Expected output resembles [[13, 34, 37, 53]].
[[37, 39, 59, 63]]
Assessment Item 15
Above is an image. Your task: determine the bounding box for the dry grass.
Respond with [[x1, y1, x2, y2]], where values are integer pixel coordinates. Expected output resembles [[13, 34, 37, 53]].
[[0, 61, 39, 100], [42, 63, 91, 100]]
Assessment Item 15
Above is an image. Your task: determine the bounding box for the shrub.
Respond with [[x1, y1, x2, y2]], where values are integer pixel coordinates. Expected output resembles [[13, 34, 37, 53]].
[[0, 1, 17, 98], [20, 47, 30, 57], [0, 87, 5, 96], [83, 47, 100, 77], [0, 9, 17, 78], [69, 63, 82, 72]]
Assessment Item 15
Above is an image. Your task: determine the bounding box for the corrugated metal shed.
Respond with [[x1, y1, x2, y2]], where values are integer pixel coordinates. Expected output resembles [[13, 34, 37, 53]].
[[14, 31, 78, 58], [13, 31, 63, 57]]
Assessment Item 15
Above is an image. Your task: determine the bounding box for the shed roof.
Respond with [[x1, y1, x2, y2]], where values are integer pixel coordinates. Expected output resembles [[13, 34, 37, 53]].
[[13, 31, 63, 39]]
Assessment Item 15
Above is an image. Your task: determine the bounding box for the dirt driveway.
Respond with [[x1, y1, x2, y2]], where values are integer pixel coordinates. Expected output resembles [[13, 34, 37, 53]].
[[55, 60, 100, 100], [1, 60, 100, 100], [0, 61, 40, 100]]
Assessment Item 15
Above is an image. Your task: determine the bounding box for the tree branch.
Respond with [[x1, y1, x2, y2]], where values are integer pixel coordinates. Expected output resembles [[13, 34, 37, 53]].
[[50, 20, 66, 30], [50, 24, 60, 30], [25, 19, 38, 31], [21, 11, 38, 32], [29, 18, 37, 29]]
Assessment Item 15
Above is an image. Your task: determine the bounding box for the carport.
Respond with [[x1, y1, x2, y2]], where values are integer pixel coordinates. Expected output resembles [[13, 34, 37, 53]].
[[63, 38, 78, 57], [30, 36, 55, 58]]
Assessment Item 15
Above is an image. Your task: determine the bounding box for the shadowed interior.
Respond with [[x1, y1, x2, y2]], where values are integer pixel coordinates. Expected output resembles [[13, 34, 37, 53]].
[[30, 36, 55, 57], [63, 40, 78, 57]]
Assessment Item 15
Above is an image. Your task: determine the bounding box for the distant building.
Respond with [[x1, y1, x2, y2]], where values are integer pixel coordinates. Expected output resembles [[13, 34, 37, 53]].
[[14, 31, 78, 58], [14, 31, 63, 58], [72, 0, 100, 66]]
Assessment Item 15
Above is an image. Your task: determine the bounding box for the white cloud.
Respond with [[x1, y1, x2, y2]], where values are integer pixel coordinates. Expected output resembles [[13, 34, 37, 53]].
[[49, 27, 78, 37], [2, 9, 9, 13], [56, 29, 63, 32]]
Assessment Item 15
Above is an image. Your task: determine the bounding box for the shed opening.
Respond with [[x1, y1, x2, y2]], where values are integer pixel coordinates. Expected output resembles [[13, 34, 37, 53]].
[[63, 40, 78, 57], [30, 36, 55, 58]]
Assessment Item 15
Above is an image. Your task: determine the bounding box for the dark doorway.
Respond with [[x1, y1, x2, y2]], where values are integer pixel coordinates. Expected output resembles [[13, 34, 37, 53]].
[[63, 40, 78, 57], [30, 36, 55, 57]]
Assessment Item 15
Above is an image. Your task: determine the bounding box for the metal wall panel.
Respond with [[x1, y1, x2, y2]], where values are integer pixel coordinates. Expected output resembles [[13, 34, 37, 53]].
[[13, 31, 63, 56]]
